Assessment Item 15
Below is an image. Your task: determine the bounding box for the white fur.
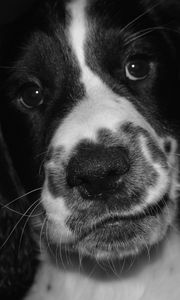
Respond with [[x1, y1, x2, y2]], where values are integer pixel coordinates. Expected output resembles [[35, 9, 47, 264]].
[[139, 135, 169, 205], [41, 182, 73, 243], [25, 229, 180, 300]]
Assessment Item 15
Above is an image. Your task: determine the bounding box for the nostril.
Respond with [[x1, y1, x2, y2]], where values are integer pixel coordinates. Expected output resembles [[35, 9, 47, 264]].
[[108, 163, 129, 178], [71, 176, 93, 189], [66, 143, 130, 198], [67, 167, 124, 190]]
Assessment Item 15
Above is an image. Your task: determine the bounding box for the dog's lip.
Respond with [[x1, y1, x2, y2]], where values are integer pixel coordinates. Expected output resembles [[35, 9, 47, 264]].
[[76, 194, 169, 241]]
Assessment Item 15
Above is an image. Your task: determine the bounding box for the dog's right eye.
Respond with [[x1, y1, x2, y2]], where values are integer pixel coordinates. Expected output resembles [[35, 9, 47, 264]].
[[125, 59, 152, 81], [18, 83, 44, 109]]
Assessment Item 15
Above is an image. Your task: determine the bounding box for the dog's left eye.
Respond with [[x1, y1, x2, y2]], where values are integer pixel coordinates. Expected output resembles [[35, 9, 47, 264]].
[[125, 59, 152, 81], [18, 83, 44, 108]]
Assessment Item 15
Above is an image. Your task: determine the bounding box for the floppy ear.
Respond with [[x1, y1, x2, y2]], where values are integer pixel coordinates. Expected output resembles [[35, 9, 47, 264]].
[[0, 3, 41, 296], [0, 125, 38, 297], [0, 0, 45, 192]]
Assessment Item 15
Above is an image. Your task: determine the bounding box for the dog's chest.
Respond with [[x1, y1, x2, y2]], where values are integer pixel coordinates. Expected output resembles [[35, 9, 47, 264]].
[[25, 230, 180, 300]]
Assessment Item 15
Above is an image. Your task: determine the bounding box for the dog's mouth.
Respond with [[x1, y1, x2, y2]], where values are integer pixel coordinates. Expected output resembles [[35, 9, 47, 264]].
[[67, 194, 171, 257], [75, 194, 169, 238]]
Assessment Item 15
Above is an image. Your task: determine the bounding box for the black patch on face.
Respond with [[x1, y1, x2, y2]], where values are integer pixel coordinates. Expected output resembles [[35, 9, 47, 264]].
[[85, 0, 180, 130], [87, 0, 150, 29]]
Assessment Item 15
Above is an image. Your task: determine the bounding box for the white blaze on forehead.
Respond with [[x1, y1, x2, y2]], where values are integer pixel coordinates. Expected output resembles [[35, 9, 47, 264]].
[[67, 0, 87, 68], [67, 0, 109, 91]]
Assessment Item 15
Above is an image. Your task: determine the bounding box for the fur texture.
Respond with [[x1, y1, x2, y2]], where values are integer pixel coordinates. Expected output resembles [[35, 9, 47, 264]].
[[1, 0, 180, 299]]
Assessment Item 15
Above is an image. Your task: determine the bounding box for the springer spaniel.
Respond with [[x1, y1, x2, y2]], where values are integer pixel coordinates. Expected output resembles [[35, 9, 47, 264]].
[[1, 0, 180, 299]]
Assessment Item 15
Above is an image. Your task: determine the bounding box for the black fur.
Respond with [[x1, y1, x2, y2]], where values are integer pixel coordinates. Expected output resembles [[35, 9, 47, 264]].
[[0, 127, 38, 299], [1, 0, 180, 297]]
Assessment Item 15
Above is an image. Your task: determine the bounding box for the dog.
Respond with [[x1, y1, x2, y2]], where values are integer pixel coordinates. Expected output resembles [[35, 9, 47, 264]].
[[1, 0, 180, 299]]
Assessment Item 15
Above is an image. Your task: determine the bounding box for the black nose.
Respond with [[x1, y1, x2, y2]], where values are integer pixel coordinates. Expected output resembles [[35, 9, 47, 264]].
[[66, 143, 130, 199]]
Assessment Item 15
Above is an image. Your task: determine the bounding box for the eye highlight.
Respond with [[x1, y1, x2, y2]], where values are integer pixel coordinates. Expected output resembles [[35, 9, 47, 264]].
[[18, 83, 44, 109], [125, 58, 152, 81]]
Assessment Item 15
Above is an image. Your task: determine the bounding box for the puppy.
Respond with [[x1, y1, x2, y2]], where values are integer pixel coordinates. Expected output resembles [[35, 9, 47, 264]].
[[1, 0, 180, 299]]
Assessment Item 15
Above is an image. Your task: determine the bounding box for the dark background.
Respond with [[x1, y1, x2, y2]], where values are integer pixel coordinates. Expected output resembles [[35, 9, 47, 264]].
[[0, 1, 39, 298], [0, 0, 36, 24]]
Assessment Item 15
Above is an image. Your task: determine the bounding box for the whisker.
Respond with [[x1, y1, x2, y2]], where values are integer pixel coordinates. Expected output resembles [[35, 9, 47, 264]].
[[95, 259, 108, 274], [35, 150, 49, 159], [86, 264, 96, 279], [39, 216, 47, 254], [55, 238, 59, 269], [109, 257, 121, 279], [127, 254, 136, 271], [0, 200, 43, 217], [143, 238, 151, 263], [1, 187, 42, 210], [0, 199, 42, 250], [64, 241, 70, 266], [124, 28, 162, 46], [18, 199, 42, 253], [45, 219, 56, 261], [120, 2, 162, 35], [38, 157, 46, 176], [58, 235, 66, 271], [124, 26, 166, 44], [120, 257, 126, 274], [167, 161, 179, 172]]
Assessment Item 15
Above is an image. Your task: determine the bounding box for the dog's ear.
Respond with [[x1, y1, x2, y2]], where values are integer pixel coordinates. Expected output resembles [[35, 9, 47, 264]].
[[0, 2, 43, 192]]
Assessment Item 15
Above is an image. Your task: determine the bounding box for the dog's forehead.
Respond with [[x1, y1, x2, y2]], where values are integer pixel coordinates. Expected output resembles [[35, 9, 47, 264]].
[[64, 0, 133, 98], [65, 0, 147, 27], [63, 0, 154, 90], [66, 0, 87, 70], [65, 0, 147, 60], [65, 0, 107, 98]]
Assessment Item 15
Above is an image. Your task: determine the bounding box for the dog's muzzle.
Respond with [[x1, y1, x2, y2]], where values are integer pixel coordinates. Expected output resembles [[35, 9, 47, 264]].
[[42, 126, 178, 259]]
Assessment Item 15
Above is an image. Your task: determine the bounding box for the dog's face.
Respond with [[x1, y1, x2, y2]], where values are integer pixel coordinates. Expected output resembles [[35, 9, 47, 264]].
[[3, 0, 180, 259]]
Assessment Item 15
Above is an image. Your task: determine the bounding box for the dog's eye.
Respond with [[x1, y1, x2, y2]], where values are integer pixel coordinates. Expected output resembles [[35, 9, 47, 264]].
[[125, 59, 151, 81], [18, 83, 44, 108]]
